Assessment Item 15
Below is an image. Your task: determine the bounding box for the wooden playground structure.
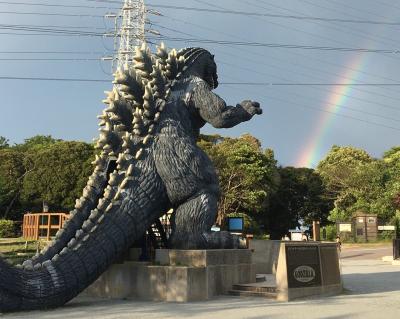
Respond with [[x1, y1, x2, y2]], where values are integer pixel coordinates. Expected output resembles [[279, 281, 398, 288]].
[[22, 212, 70, 240]]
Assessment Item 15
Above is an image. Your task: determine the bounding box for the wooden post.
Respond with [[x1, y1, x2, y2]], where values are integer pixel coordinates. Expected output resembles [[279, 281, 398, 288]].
[[22, 215, 26, 238], [34, 214, 39, 240], [313, 220, 321, 241], [47, 213, 51, 241]]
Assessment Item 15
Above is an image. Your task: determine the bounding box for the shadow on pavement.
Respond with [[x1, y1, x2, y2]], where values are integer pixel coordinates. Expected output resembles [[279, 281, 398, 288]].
[[341, 252, 375, 259], [342, 271, 400, 294]]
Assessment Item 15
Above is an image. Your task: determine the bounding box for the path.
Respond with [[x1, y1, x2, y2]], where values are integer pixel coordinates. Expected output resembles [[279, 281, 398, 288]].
[[4, 244, 400, 319]]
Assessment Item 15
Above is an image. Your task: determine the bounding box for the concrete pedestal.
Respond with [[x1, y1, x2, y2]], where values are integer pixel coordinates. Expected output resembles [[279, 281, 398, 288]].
[[249, 240, 281, 274], [275, 242, 342, 301], [82, 249, 256, 302]]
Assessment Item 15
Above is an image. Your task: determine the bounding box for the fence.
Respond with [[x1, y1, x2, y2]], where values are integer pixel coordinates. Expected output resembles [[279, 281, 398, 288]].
[[23, 213, 69, 241]]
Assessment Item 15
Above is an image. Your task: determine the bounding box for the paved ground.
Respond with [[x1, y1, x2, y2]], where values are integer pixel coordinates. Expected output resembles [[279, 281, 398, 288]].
[[340, 243, 392, 260], [4, 244, 400, 319]]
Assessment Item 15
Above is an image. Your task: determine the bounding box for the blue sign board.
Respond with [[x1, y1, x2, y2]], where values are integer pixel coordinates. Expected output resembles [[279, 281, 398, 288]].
[[227, 217, 244, 232]]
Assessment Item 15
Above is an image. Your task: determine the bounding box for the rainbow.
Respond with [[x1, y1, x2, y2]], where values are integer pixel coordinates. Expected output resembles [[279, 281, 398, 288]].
[[295, 54, 366, 168]]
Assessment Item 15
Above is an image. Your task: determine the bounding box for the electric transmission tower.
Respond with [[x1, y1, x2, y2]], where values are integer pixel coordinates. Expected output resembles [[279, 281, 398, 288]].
[[103, 0, 160, 73], [117, 0, 145, 70]]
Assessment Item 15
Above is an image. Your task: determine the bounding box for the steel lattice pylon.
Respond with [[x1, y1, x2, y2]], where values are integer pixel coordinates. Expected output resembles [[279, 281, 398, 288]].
[[117, 0, 146, 71]]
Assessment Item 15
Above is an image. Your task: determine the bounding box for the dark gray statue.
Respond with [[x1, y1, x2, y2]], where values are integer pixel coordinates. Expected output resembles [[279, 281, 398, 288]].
[[0, 44, 262, 311]]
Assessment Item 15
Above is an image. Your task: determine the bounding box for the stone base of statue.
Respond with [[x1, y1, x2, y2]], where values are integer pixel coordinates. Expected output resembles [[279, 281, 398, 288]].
[[248, 240, 342, 301], [81, 249, 256, 302], [275, 242, 342, 301]]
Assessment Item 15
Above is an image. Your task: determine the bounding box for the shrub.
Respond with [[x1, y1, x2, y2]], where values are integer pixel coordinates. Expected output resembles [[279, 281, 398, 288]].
[[0, 219, 15, 238], [378, 230, 396, 241], [325, 224, 337, 241]]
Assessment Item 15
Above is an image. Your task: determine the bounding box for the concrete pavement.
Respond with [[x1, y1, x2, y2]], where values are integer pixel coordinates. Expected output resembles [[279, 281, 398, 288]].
[[340, 243, 392, 260], [3, 247, 400, 319]]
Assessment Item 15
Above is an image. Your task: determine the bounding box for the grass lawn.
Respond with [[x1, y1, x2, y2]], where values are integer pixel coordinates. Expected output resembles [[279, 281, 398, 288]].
[[0, 238, 47, 265]]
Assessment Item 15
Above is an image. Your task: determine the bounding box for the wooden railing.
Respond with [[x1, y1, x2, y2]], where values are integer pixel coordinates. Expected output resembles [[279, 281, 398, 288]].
[[22, 213, 70, 241]]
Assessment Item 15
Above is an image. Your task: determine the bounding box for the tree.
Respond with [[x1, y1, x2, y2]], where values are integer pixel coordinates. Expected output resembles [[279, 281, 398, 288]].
[[317, 145, 373, 197], [0, 136, 9, 149], [382, 147, 400, 220], [21, 141, 95, 211], [14, 135, 60, 151], [0, 136, 96, 220], [263, 167, 332, 239], [317, 146, 398, 222], [0, 148, 27, 219], [198, 134, 279, 227], [0, 175, 8, 208]]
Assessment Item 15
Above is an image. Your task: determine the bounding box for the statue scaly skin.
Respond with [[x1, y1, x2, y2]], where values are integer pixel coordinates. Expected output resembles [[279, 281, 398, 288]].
[[0, 45, 262, 311]]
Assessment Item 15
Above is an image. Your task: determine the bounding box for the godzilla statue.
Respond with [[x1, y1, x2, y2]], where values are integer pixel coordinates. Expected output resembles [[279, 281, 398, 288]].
[[0, 43, 262, 312]]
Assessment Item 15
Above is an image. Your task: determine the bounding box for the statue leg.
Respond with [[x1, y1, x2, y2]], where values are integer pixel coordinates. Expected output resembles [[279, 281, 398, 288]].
[[169, 190, 240, 249], [154, 136, 242, 249]]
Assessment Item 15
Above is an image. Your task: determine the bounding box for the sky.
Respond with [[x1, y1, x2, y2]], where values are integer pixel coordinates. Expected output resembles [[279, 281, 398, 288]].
[[0, 0, 399, 168]]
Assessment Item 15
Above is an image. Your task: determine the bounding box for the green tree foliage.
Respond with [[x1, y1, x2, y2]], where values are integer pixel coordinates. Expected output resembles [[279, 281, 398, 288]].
[[317, 145, 373, 196], [0, 136, 9, 149], [0, 149, 26, 219], [317, 145, 399, 222], [324, 224, 337, 241], [21, 141, 95, 211], [263, 167, 332, 239], [383, 147, 400, 209], [0, 136, 95, 221], [14, 135, 60, 152], [0, 175, 8, 210], [198, 134, 279, 226], [0, 219, 15, 238]]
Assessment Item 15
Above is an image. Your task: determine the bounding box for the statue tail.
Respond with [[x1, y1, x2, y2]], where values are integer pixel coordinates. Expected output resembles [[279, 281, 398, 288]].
[[0, 157, 164, 312]]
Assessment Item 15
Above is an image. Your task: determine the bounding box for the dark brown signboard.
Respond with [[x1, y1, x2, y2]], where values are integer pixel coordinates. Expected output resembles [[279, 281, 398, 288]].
[[286, 245, 322, 288]]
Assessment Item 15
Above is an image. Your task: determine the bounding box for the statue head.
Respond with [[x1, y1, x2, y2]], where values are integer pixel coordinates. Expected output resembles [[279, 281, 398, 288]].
[[177, 47, 219, 89]]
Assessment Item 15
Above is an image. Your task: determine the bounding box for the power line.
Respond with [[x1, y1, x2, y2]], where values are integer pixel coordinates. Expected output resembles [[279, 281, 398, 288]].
[[0, 75, 398, 131], [237, 0, 400, 105], [15, 23, 107, 30], [85, 0, 121, 3], [2, 75, 400, 86], [4, 22, 400, 55], [0, 51, 108, 54], [0, 58, 100, 61], [0, 23, 105, 34], [291, 0, 400, 48], [218, 60, 400, 122], [196, 0, 400, 90], [157, 12, 400, 113], [328, 0, 393, 22], [0, 10, 104, 18], [4, 1, 400, 27], [248, 0, 400, 51], [3, 18, 398, 117], [267, 93, 400, 132], [0, 24, 116, 38], [0, 76, 109, 82], [5, 11, 399, 115], [222, 81, 400, 132], [222, 82, 400, 86], [375, 0, 400, 12], [151, 35, 400, 54], [146, 3, 400, 26], [0, 1, 119, 10], [0, 31, 104, 37]]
